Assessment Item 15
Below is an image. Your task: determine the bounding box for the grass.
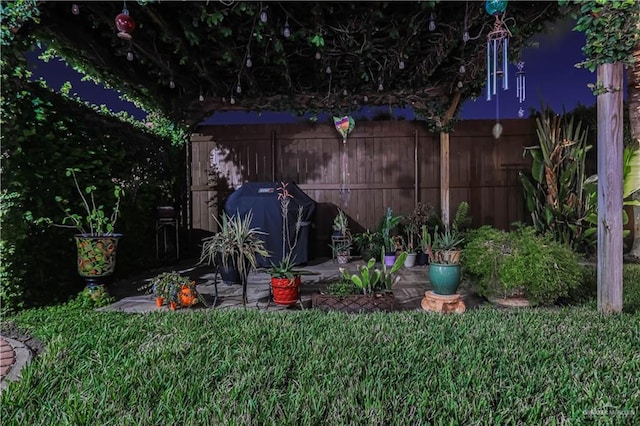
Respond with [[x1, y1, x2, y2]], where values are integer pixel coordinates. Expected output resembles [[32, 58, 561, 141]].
[[1, 265, 639, 425]]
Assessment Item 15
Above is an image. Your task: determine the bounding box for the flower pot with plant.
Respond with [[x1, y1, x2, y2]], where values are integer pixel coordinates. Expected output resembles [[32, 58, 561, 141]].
[[268, 182, 314, 306], [35, 168, 124, 294], [200, 211, 269, 306], [332, 208, 350, 238], [329, 239, 352, 264], [407, 202, 439, 266], [139, 271, 202, 309], [380, 207, 403, 267], [424, 226, 465, 295]]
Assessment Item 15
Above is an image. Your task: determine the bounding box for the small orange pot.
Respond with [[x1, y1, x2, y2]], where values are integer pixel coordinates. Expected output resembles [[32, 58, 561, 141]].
[[179, 282, 197, 307], [169, 301, 178, 311], [155, 297, 164, 307]]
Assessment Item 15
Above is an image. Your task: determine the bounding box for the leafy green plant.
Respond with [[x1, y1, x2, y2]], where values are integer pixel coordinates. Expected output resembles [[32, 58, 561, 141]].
[[339, 250, 407, 295], [269, 254, 314, 280], [380, 207, 403, 254], [32, 168, 124, 236], [138, 271, 189, 302], [463, 225, 583, 305], [353, 229, 384, 260], [332, 209, 350, 237], [200, 211, 269, 282], [520, 108, 596, 253], [67, 286, 115, 309]]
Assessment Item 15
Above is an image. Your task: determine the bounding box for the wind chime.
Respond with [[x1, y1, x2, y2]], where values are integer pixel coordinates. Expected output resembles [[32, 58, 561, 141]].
[[485, 0, 510, 138], [115, 0, 136, 60], [333, 116, 355, 207]]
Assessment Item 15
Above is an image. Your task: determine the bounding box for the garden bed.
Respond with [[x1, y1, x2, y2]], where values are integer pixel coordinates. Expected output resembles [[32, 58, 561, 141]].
[[311, 292, 398, 313]]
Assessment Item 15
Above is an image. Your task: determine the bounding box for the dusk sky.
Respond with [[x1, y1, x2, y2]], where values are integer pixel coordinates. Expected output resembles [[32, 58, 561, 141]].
[[26, 17, 607, 125]]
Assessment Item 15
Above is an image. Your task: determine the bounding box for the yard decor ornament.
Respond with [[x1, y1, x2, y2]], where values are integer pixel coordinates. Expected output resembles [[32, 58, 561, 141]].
[[333, 116, 356, 206]]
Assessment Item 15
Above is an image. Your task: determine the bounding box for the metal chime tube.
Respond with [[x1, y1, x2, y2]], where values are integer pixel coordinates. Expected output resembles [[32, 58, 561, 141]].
[[503, 38, 508, 90], [516, 72, 521, 101], [486, 41, 492, 101], [493, 39, 497, 95], [522, 73, 526, 102]]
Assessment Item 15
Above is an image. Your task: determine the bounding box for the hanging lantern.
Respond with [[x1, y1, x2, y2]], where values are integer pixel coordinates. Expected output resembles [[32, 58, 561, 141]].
[[516, 61, 526, 103], [485, 0, 510, 101], [115, 2, 136, 40]]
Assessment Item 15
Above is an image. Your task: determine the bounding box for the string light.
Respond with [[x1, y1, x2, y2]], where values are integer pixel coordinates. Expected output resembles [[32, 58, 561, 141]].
[[363, 95, 368, 102], [126, 50, 134, 61], [463, 30, 470, 42], [260, 10, 267, 23], [199, 93, 204, 102], [71, 4, 80, 15], [315, 51, 321, 60], [428, 13, 436, 31], [283, 20, 291, 38], [326, 66, 332, 74], [378, 82, 384, 91], [169, 80, 175, 89], [236, 83, 242, 94], [459, 65, 466, 74], [343, 89, 348, 96], [457, 81, 463, 88], [399, 60, 405, 70], [245, 54, 252, 68], [230, 96, 236, 104]]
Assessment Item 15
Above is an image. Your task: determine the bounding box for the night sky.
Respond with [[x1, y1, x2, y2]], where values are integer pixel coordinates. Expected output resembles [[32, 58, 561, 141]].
[[26, 17, 608, 125]]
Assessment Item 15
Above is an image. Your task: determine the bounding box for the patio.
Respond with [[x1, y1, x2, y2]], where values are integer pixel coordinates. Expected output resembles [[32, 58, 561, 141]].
[[103, 258, 485, 314]]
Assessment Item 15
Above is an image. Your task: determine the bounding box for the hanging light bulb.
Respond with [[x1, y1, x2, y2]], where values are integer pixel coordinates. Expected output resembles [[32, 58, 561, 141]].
[[260, 10, 267, 23], [492, 122, 503, 139], [230, 96, 236, 105], [326, 66, 331, 74], [199, 93, 205, 102], [457, 81, 463, 89], [222, 96, 227, 103], [169, 80, 175, 89], [463, 30, 470, 43], [115, 1, 136, 40], [126, 50, 134, 61], [343, 89, 348, 96], [315, 51, 321, 60], [399, 60, 405, 70], [71, 4, 80, 15], [283, 20, 291, 38], [245, 54, 252, 68], [378, 82, 384, 91], [428, 13, 436, 31], [236, 83, 242, 94], [363, 95, 368, 102], [459, 65, 466, 74]]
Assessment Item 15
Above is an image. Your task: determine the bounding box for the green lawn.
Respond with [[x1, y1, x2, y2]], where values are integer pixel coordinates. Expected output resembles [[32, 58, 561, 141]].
[[1, 265, 639, 425]]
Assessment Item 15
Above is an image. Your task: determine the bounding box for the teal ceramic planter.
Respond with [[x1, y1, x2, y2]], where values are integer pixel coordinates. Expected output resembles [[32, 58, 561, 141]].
[[428, 263, 461, 295]]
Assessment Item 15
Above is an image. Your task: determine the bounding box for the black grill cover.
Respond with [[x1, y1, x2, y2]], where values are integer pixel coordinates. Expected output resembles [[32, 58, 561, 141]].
[[224, 182, 316, 267]]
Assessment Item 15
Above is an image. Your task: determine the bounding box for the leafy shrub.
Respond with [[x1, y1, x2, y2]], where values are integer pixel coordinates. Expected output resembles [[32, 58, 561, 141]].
[[463, 225, 583, 305]]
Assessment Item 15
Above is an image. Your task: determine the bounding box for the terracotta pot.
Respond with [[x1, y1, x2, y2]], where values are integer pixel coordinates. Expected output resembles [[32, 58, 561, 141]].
[[179, 282, 197, 307], [169, 301, 178, 311], [155, 297, 164, 307], [271, 276, 301, 305]]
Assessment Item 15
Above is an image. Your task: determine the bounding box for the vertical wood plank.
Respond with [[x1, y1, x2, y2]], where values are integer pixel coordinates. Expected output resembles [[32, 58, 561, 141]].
[[597, 63, 624, 313]]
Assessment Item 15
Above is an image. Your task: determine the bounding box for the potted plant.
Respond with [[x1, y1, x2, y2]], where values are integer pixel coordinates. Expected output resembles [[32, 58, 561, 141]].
[[200, 211, 269, 305], [332, 208, 350, 238], [402, 221, 419, 268], [329, 239, 352, 264], [380, 207, 403, 267], [312, 250, 408, 313], [353, 229, 383, 261], [268, 182, 314, 306], [407, 202, 439, 266], [139, 271, 202, 310], [424, 226, 465, 295], [36, 168, 123, 294]]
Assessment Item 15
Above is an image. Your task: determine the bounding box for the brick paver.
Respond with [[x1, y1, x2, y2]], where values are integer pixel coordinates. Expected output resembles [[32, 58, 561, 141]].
[[0, 337, 16, 380]]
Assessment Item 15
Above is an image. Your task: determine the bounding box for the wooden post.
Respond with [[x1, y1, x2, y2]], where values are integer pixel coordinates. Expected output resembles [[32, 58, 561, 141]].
[[440, 131, 450, 227], [597, 63, 624, 313], [414, 129, 419, 207]]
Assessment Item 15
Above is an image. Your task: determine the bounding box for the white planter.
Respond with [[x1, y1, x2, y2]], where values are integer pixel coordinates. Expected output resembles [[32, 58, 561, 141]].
[[404, 252, 417, 268]]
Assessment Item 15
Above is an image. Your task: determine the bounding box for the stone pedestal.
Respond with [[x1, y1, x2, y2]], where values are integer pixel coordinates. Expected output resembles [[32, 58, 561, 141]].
[[421, 291, 465, 313]]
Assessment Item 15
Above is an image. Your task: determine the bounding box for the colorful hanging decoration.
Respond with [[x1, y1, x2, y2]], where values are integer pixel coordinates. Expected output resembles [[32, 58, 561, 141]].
[[485, 0, 510, 101], [333, 116, 355, 144], [333, 116, 356, 206], [115, 1, 136, 40]]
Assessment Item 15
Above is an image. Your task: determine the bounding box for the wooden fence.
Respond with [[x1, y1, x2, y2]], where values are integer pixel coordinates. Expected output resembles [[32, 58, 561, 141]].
[[189, 119, 538, 257]]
